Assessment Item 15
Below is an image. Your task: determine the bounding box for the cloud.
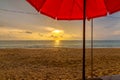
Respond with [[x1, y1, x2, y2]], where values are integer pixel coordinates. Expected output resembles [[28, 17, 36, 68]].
[[24, 31, 33, 34], [5, 28, 33, 34], [0, 25, 4, 27], [113, 30, 120, 35], [45, 27, 55, 31]]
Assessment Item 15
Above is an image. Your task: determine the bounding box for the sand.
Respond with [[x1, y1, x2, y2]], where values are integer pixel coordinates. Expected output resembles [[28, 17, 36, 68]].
[[0, 48, 120, 80]]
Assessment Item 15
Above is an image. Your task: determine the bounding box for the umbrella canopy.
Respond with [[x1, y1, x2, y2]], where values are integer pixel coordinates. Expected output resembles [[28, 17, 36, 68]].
[[105, 0, 120, 14], [26, 0, 120, 20]]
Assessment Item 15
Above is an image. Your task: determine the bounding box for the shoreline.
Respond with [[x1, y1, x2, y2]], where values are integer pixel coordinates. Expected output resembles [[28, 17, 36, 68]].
[[0, 47, 120, 49]]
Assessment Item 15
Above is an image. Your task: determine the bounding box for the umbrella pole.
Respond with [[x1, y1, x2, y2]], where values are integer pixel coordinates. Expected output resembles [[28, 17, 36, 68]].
[[91, 19, 94, 79], [82, 0, 86, 80]]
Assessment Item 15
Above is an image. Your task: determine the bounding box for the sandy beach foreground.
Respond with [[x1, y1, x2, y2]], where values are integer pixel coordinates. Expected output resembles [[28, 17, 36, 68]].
[[0, 48, 120, 80]]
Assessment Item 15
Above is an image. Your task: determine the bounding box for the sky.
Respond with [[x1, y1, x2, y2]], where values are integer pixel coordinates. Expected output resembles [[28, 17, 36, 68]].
[[0, 0, 120, 40]]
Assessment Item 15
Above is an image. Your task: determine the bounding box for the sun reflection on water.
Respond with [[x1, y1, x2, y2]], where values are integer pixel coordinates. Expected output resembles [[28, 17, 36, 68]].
[[54, 40, 60, 47]]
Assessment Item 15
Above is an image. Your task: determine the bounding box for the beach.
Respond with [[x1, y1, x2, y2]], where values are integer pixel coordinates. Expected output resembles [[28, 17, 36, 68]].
[[0, 48, 120, 80]]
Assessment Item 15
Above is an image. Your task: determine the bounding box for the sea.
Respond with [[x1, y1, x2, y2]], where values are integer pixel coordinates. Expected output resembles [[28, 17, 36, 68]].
[[0, 40, 120, 48]]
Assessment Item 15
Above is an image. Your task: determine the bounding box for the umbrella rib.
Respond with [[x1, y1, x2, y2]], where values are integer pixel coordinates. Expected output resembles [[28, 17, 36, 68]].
[[75, 0, 83, 17], [55, 0, 64, 19], [39, 0, 47, 12], [69, 0, 75, 19]]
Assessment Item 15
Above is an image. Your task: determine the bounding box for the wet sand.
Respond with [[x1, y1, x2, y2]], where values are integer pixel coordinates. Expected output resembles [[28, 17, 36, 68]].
[[0, 48, 120, 80]]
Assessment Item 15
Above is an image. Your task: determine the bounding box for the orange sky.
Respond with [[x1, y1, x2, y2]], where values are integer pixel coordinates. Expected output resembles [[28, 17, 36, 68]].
[[0, 0, 120, 40]]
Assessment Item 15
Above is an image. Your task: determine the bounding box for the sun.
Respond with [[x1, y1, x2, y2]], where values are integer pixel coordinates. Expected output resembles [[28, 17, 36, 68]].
[[51, 29, 64, 40], [52, 30, 61, 34]]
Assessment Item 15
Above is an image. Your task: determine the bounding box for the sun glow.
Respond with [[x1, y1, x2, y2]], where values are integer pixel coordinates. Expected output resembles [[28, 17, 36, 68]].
[[53, 30, 61, 33], [51, 29, 64, 40]]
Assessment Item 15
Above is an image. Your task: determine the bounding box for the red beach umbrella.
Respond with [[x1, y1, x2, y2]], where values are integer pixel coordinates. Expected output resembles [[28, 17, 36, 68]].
[[26, 0, 120, 79], [26, 0, 120, 19]]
